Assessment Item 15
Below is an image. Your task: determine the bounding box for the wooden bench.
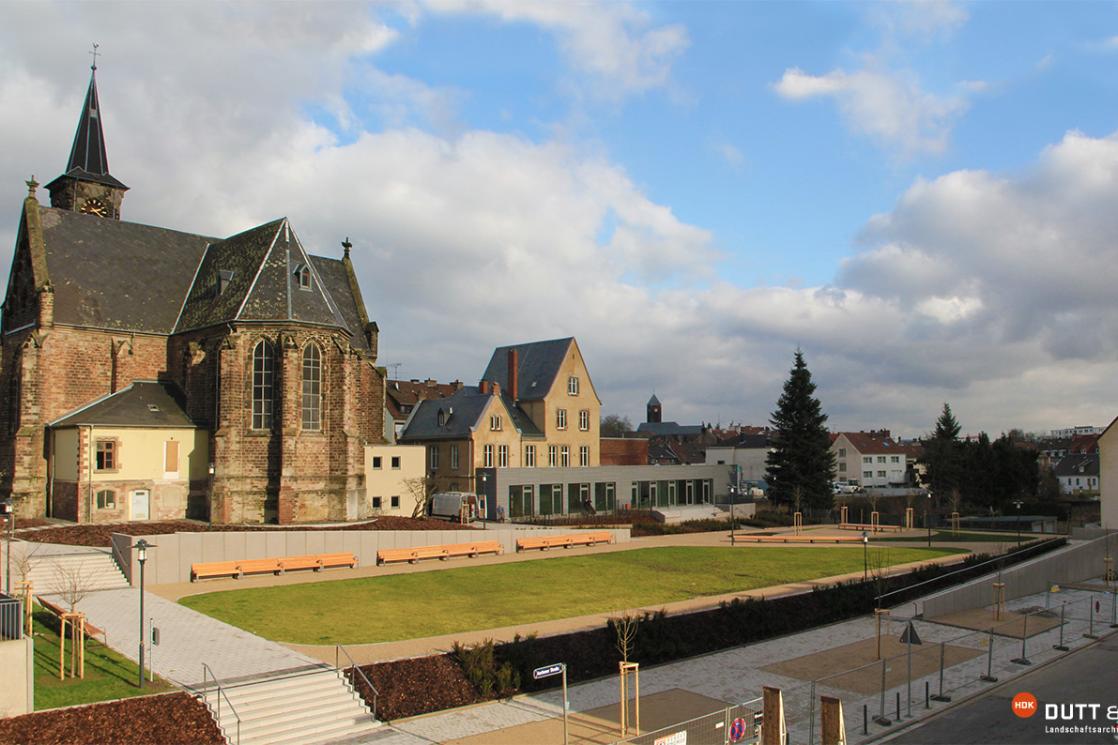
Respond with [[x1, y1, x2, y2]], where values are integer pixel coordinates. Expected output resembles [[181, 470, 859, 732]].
[[190, 552, 357, 581], [736, 535, 864, 544], [377, 540, 503, 565], [516, 531, 613, 552], [839, 523, 904, 533], [37, 595, 107, 642]]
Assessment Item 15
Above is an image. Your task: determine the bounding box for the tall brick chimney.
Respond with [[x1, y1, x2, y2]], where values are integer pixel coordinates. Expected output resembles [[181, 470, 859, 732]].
[[507, 348, 519, 403], [479, 380, 490, 395]]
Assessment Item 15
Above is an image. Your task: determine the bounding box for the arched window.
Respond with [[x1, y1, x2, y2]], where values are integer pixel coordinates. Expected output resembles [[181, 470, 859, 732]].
[[252, 340, 274, 429], [302, 343, 322, 431]]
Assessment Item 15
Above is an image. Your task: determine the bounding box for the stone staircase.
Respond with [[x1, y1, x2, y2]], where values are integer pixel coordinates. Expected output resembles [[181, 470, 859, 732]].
[[201, 668, 380, 745], [23, 548, 130, 595]]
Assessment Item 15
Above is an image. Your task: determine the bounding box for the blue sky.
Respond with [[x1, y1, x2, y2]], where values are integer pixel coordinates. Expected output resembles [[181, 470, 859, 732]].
[[3, 1, 1118, 436]]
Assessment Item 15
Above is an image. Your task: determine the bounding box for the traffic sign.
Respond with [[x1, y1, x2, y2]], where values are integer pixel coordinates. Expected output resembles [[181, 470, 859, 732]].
[[728, 717, 747, 742], [533, 663, 564, 680]]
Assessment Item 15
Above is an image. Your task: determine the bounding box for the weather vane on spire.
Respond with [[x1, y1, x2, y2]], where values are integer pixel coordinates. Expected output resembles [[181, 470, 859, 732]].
[[89, 42, 100, 71]]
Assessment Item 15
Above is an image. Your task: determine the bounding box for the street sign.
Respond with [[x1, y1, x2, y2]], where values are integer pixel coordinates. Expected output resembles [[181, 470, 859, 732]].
[[532, 663, 564, 680], [899, 620, 922, 645], [654, 731, 686, 745], [728, 717, 748, 743]]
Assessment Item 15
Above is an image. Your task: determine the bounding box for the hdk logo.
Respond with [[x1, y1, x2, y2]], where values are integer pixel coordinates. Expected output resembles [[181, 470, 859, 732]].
[[1012, 692, 1039, 719]]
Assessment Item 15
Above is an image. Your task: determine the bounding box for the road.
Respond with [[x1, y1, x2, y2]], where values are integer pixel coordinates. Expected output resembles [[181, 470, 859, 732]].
[[885, 632, 1118, 744]]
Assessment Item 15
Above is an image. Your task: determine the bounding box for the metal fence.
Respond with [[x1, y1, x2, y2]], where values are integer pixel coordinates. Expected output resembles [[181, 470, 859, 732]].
[[0, 593, 24, 640], [612, 584, 1115, 745], [616, 698, 763, 745]]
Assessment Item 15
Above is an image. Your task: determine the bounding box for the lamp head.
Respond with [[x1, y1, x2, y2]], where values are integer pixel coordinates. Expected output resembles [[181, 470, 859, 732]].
[[133, 537, 153, 562], [862, 530, 868, 544]]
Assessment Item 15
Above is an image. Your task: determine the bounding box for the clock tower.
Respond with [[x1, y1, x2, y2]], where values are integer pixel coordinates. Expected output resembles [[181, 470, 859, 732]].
[[45, 63, 128, 219]]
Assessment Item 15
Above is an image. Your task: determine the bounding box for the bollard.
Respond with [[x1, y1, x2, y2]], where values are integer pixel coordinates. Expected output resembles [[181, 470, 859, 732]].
[[906, 630, 913, 718], [874, 658, 892, 726], [1012, 614, 1032, 665], [932, 641, 951, 701], [980, 627, 998, 683], [863, 704, 868, 735], [895, 692, 901, 722], [1111, 591, 1117, 629], [1085, 597, 1099, 640], [808, 682, 816, 745], [925, 681, 930, 709], [1053, 603, 1069, 651]]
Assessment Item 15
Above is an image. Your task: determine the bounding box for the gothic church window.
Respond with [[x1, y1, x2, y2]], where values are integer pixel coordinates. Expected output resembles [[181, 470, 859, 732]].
[[302, 343, 322, 431], [252, 340, 275, 429]]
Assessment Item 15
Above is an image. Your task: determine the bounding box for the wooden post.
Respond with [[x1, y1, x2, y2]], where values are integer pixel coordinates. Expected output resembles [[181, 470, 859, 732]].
[[59, 614, 67, 680], [840, 505, 849, 527], [16, 580, 32, 636], [77, 614, 86, 679], [992, 582, 1006, 621], [821, 695, 847, 745], [904, 507, 914, 530], [794, 511, 803, 535], [875, 609, 891, 660], [951, 512, 960, 534], [619, 661, 640, 736], [870, 511, 880, 533], [761, 686, 787, 745]]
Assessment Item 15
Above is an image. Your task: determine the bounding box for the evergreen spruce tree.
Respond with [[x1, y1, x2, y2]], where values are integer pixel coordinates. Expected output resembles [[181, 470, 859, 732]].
[[925, 403, 963, 509], [765, 350, 835, 514]]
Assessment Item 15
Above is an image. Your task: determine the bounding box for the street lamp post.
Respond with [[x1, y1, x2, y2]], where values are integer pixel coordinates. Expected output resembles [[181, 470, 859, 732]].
[[862, 530, 869, 581], [133, 539, 154, 688], [1, 499, 13, 595], [926, 491, 932, 548], [1013, 500, 1023, 547]]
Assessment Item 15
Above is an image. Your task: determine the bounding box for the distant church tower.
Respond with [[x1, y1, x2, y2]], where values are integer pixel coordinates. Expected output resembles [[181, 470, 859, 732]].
[[45, 61, 128, 220], [646, 394, 662, 424]]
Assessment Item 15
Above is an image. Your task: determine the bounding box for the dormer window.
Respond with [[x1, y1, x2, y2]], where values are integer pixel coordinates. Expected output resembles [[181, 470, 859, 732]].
[[294, 264, 312, 290], [437, 408, 446, 427]]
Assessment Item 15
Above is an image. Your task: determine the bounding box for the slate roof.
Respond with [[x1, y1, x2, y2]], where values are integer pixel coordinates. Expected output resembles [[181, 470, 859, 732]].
[[386, 379, 463, 422], [45, 70, 128, 193], [647, 394, 661, 406], [36, 208, 370, 346], [636, 421, 704, 437], [481, 337, 574, 401], [49, 380, 197, 428], [399, 386, 543, 441], [1053, 453, 1099, 478]]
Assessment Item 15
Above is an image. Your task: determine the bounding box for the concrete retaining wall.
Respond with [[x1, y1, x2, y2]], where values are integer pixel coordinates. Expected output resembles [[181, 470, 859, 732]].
[[0, 637, 33, 717], [114, 526, 631, 586], [920, 533, 1116, 617]]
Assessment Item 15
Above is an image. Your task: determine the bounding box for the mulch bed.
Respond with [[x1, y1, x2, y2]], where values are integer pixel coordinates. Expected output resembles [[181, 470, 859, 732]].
[[352, 653, 479, 721], [0, 692, 223, 745], [16, 516, 471, 547]]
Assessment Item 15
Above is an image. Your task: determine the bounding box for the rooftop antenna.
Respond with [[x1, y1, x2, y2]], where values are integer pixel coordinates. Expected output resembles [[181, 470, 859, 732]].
[[89, 42, 100, 71], [386, 362, 401, 379]]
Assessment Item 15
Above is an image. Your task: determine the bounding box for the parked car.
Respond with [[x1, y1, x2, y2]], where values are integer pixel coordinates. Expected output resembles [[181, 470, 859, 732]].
[[428, 491, 486, 523]]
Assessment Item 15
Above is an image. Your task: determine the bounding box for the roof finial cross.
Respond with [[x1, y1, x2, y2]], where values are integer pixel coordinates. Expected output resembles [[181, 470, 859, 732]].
[[89, 42, 100, 71], [342, 237, 352, 259]]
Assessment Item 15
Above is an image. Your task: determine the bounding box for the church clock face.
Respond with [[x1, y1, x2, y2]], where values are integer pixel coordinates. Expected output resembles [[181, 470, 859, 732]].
[[80, 197, 107, 217]]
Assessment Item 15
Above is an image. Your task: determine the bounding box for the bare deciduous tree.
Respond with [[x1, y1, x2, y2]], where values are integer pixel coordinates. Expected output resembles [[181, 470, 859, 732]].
[[612, 613, 639, 663], [405, 475, 436, 519], [53, 562, 92, 612]]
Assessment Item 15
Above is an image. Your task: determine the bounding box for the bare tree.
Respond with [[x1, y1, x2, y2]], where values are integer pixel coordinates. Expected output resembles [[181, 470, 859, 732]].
[[13, 542, 39, 587], [53, 562, 92, 612], [612, 613, 639, 663], [405, 475, 435, 519]]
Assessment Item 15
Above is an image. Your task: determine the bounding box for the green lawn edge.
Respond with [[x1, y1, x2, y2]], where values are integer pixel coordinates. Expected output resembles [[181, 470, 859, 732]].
[[181, 545, 962, 645]]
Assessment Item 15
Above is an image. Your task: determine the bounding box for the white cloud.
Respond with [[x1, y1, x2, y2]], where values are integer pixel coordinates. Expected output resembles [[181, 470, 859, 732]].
[[867, 0, 968, 40], [773, 66, 968, 155], [714, 142, 745, 169], [423, 0, 688, 94]]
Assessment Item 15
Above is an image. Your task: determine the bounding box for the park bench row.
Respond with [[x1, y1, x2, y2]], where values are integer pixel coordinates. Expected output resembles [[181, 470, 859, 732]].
[[189, 532, 616, 579], [838, 522, 904, 533], [191, 552, 357, 581], [737, 535, 864, 544]]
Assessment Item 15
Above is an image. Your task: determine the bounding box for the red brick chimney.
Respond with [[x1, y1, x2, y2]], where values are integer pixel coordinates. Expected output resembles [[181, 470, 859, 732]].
[[479, 380, 490, 395], [507, 348, 519, 403], [492, 381, 501, 397]]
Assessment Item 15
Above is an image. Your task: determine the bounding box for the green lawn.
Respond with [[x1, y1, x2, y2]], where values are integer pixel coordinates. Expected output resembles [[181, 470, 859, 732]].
[[181, 545, 962, 645], [874, 530, 1041, 544], [31, 608, 172, 710]]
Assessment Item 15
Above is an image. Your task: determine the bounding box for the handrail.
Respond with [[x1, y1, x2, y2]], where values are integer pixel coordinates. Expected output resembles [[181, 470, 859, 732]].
[[875, 537, 1065, 606], [336, 644, 379, 720], [202, 662, 242, 745]]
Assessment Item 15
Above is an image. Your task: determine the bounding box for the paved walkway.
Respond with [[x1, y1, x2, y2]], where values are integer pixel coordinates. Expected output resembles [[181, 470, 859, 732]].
[[359, 579, 1115, 745], [48, 588, 324, 687]]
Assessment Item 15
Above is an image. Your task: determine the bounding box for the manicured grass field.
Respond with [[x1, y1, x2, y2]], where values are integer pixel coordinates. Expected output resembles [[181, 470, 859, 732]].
[[874, 530, 1041, 544], [31, 608, 172, 710], [181, 545, 961, 645]]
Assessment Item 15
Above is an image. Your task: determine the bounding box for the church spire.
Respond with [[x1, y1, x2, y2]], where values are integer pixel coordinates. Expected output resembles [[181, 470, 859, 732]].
[[46, 50, 128, 219]]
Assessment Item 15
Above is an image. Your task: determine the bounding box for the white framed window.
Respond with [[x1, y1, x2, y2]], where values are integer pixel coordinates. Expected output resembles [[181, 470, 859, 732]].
[[579, 445, 589, 467], [548, 445, 558, 467], [556, 408, 567, 430], [560, 445, 570, 467], [372, 456, 382, 469], [839, 462, 847, 472], [890, 455, 900, 463], [390, 495, 400, 508], [372, 496, 382, 509], [525, 445, 536, 467], [568, 376, 579, 395], [877, 456, 886, 463], [863, 470, 873, 478], [428, 445, 439, 470], [579, 409, 589, 431], [498, 444, 509, 468], [484, 444, 494, 468], [490, 414, 502, 431], [877, 470, 886, 478], [863, 456, 872, 464], [95, 489, 115, 509], [391, 456, 400, 469], [450, 444, 459, 471], [838, 448, 846, 457]]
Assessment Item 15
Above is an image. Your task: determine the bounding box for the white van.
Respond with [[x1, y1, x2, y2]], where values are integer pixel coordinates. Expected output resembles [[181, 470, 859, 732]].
[[428, 492, 486, 523]]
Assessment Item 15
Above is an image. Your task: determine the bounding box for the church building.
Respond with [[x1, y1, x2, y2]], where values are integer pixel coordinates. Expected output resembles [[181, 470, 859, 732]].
[[0, 66, 386, 524]]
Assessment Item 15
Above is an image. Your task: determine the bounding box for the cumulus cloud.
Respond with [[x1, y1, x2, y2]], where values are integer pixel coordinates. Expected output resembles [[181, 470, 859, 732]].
[[423, 0, 688, 94], [773, 66, 968, 155], [2, 3, 1118, 438]]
